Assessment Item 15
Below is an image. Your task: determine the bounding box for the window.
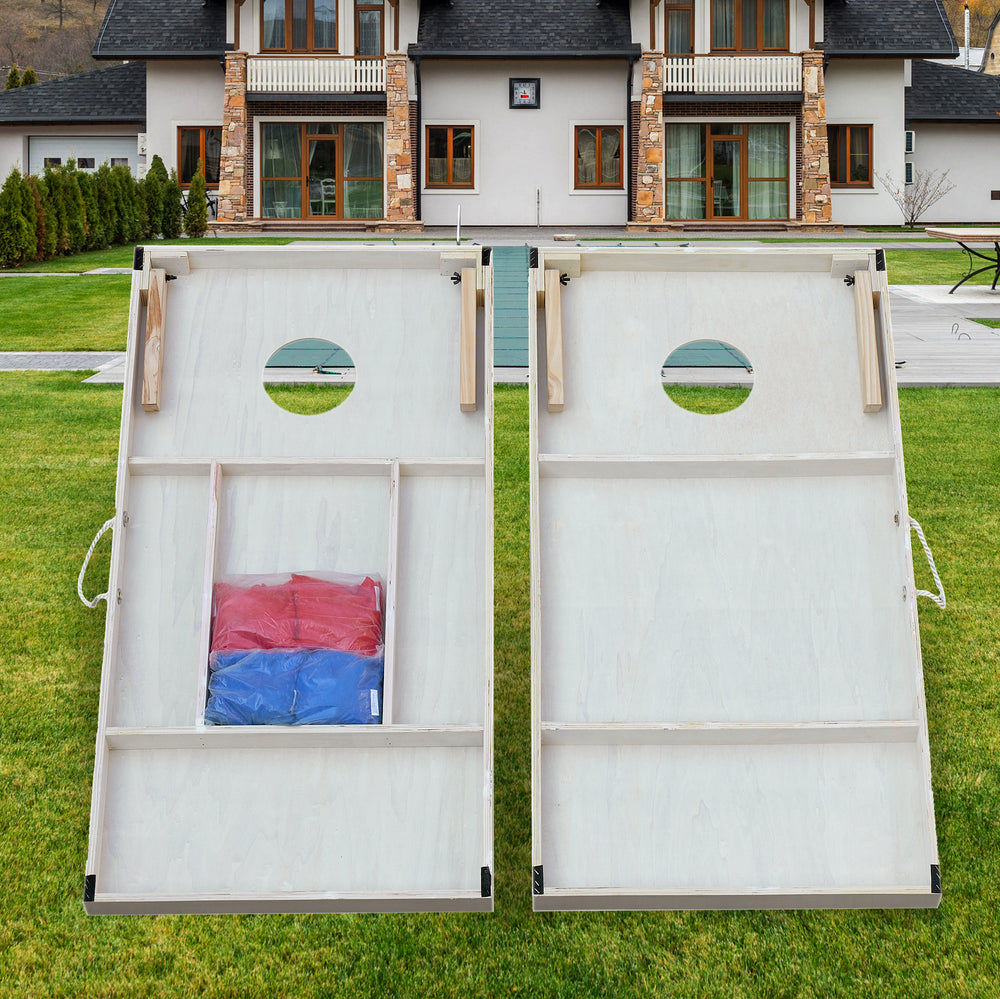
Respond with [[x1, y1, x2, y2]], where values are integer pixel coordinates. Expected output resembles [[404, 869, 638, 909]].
[[425, 126, 474, 188], [664, 121, 788, 220], [665, 3, 694, 54], [828, 124, 872, 186], [78, 157, 96, 169], [905, 130, 915, 154], [711, 0, 787, 51], [262, 0, 337, 52], [355, 0, 383, 56], [905, 162, 914, 185], [178, 126, 223, 187], [43, 157, 62, 168], [110, 158, 130, 168], [575, 126, 623, 189], [260, 121, 384, 220]]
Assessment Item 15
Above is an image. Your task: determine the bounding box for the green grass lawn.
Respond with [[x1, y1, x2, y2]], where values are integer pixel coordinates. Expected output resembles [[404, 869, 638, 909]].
[[264, 382, 354, 414], [971, 319, 1000, 330], [1, 375, 999, 997], [0, 238, 297, 274], [0, 276, 132, 351], [885, 249, 998, 287]]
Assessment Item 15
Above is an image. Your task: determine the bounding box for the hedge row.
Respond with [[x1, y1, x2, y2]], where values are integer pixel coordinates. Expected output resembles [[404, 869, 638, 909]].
[[0, 155, 208, 268]]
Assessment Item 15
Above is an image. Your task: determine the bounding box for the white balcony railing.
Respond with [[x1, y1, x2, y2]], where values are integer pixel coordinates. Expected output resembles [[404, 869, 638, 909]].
[[247, 57, 386, 94], [664, 55, 802, 94]]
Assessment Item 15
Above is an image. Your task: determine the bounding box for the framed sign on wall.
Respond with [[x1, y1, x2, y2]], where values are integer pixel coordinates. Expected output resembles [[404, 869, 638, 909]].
[[509, 78, 541, 109]]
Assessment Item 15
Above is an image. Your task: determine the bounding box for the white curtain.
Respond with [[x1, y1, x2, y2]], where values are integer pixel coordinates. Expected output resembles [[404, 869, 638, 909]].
[[748, 123, 788, 219], [712, 0, 735, 48]]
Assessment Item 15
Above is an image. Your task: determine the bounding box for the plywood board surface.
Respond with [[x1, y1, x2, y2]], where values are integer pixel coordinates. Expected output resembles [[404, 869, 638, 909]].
[[86, 246, 494, 914], [530, 247, 939, 911]]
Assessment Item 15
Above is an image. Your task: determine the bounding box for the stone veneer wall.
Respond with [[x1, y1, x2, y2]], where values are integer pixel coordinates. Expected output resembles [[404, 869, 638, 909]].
[[384, 54, 415, 222], [217, 52, 248, 223], [663, 99, 803, 219], [634, 53, 664, 222], [800, 50, 832, 224]]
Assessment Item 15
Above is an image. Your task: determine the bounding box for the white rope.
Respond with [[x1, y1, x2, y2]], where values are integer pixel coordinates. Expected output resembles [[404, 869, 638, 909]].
[[78, 517, 115, 609], [910, 517, 946, 610]]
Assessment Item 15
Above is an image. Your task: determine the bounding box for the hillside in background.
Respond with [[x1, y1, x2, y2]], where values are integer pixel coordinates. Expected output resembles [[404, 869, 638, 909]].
[[1, 0, 109, 81]]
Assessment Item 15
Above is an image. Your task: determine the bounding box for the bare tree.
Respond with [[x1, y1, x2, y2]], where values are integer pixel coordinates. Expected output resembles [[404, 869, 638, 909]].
[[876, 168, 957, 228]]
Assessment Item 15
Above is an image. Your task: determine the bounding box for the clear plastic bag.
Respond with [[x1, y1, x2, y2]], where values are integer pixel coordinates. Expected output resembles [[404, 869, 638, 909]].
[[206, 570, 385, 726]]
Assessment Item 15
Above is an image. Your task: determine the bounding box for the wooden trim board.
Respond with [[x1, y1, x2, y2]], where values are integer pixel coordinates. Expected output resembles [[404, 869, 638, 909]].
[[529, 246, 940, 911]]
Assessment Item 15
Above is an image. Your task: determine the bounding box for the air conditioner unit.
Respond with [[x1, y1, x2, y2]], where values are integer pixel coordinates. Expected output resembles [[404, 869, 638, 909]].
[[137, 132, 148, 156]]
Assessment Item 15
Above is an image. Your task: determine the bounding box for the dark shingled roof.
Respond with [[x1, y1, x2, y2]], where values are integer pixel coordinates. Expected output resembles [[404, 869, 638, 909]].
[[409, 0, 639, 58], [906, 59, 1000, 122], [93, 0, 226, 59], [0, 61, 146, 125], [824, 0, 957, 58]]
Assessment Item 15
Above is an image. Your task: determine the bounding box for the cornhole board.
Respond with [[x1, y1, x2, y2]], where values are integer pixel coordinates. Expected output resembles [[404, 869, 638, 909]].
[[84, 244, 494, 914], [529, 246, 941, 911]]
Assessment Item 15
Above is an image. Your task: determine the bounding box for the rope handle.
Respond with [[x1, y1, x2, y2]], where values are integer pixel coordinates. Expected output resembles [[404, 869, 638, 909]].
[[78, 516, 116, 608], [910, 517, 946, 610]]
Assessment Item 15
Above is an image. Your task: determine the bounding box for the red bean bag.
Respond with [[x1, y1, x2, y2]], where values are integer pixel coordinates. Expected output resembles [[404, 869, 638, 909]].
[[211, 574, 383, 654]]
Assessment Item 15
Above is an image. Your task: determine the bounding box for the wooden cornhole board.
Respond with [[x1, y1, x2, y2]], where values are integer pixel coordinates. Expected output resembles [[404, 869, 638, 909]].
[[85, 245, 494, 914], [529, 246, 941, 911]]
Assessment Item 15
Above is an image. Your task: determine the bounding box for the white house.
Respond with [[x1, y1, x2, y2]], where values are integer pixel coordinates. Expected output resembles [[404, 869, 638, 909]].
[[905, 58, 1000, 225], [0, 0, 967, 229]]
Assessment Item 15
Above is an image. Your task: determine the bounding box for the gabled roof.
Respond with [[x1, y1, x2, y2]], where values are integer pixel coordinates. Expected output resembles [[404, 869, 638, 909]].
[[906, 59, 1000, 122], [409, 0, 639, 59], [0, 61, 146, 126], [824, 0, 958, 58], [93, 0, 226, 60]]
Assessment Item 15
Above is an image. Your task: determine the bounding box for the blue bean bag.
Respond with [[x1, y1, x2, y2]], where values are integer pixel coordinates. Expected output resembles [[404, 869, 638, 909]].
[[205, 648, 383, 725]]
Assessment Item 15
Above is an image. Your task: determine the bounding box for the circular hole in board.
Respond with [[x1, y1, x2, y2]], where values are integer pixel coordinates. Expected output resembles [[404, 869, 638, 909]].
[[263, 338, 356, 415], [662, 339, 754, 415]]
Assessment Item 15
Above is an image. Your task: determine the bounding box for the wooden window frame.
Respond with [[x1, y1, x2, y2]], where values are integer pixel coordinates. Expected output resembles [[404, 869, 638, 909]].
[[664, 3, 695, 55], [711, 0, 789, 54], [574, 125, 624, 190], [261, 0, 339, 53], [829, 124, 873, 188], [424, 125, 475, 189], [355, 1, 384, 57], [178, 126, 222, 188]]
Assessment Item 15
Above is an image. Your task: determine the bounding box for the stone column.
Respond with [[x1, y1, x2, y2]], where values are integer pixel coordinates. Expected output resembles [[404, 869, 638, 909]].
[[634, 53, 664, 224], [801, 50, 832, 225], [217, 51, 248, 223], [384, 54, 415, 224]]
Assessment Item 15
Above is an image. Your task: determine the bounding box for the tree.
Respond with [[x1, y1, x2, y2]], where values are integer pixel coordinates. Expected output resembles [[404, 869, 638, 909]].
[[24, 175, 48, 261], [183, 159, 209, 238], [876, 168, 957, 228], [162, 169, 183, 238], [940, 0, 995, 47], [4, 65, 20, 89], [20, 66, 38, 86], [0, 168, 31, 266]]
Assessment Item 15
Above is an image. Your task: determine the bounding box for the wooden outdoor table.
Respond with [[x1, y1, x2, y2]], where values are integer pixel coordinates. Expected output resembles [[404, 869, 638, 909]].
[[925, 227, 1000, 293]]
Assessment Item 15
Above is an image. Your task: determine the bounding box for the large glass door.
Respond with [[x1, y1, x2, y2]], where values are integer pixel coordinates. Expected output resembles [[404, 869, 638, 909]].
[[307, 135, 338, 217], [709, 136, 742, 219], [260, 122, 384, 220]]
